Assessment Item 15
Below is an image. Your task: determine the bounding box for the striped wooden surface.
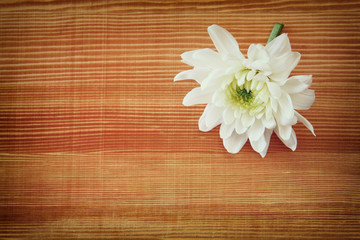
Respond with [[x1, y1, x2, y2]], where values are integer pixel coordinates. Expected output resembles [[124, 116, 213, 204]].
[[1, 0, 360, 239]]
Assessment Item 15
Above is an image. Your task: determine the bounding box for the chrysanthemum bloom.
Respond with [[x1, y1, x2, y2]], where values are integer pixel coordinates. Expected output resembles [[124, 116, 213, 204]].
[[174, 24, 315, 157]]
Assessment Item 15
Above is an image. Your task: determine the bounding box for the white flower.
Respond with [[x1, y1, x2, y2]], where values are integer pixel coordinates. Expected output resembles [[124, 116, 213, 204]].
[[174, 24, 315, 157]]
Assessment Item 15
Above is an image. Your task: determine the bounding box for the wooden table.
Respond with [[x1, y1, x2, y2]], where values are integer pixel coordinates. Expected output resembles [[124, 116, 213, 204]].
[[1, 1, 360, 239]]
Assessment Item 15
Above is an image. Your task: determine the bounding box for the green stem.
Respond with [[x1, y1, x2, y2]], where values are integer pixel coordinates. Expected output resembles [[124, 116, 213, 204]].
[[267, 23, 284, 44]]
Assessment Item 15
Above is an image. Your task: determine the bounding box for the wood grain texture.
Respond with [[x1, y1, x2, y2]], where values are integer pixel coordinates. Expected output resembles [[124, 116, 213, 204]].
[[1, 0, 360, 239]]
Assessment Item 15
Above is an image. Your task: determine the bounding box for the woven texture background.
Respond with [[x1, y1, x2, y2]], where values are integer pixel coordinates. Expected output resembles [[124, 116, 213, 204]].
[[1, 0, 360, 239]]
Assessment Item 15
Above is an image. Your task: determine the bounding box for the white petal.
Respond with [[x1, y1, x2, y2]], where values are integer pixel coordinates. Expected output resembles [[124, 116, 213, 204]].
[[251, 60, 272, 72], [276, 128, 297, 151], [258, 87, 270, 102], [235, 71, 246, 86], [183, 87, 212, 106], [181, 49, 225, 69], [256, 81, 265, 91], [250, 79, 257, 90], [259, 128, 273, 158], [265, 103, 273, 119], [278, 124, 292, 140], [193, 48, 226, 69], [220, 74, 235, 89], [198, 104, 222, 132], [234, 109, 242, 119], [267, 82, 282, 99], [265, 33, 291, 58], [241, 113, 255, 128], [269, 52, 301, 82], [278, 92, 294, 121], [248, 44, 269, 62], [297, 74, 312, 85], [174, 67, 210, 84], [253, 72, 269, 82], [295, 111, 316, 136], [201, 69, 227, 89], [249, 133, 266, 154], [223, 106, 235, 125], [255, 110, 264, 120], [274, 105, 296, 126], [212, 89, 226, 107], [282, 75, 312, 93], [247, 44, 257, 60], [223, 131, 248, 154], [291, 89, 315, 110], [225, 62, 243, 75], [235, 117, 247, 134], [205, 104, 224, 127], [270, 97, 278, 112], [174, 69, 194, 82], [246, 70, 256, 81], [262, 115, 276, 129], [180, 49, 202, 67], [207, 24, 244, 60], [248, 119, 265, 142], [220, 122, 235, 139]]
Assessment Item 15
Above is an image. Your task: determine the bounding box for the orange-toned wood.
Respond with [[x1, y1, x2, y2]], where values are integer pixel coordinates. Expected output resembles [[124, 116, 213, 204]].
[[1, 1, 360, 239]]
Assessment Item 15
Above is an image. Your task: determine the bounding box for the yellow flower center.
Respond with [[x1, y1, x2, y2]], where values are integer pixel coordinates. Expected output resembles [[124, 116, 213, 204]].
[[225, 70, 267, 117], [226, 81, 254, 106]]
